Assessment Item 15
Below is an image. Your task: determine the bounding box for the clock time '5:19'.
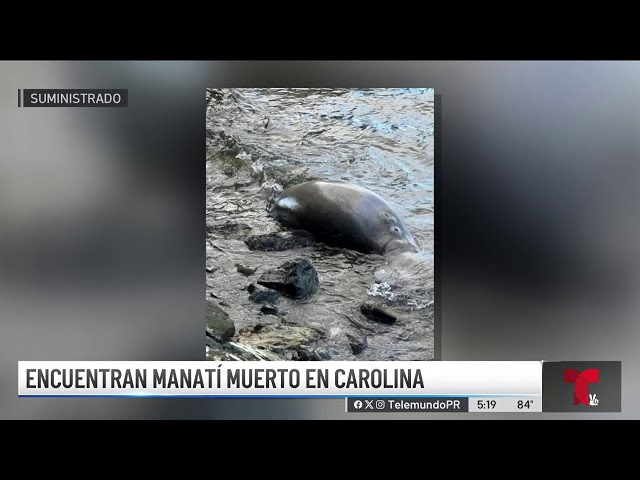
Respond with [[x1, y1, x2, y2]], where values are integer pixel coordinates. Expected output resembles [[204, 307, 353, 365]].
[[477, 400, 496, 410]]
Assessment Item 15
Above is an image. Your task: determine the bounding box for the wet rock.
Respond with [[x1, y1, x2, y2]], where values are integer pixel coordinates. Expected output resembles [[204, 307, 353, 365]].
[[206, 341, 232, 361], [258, 258, 319, 299], [236, 263, 257, 276], [248, 284, 281, 304], [347, 333, 368, 355], [292, 346, 333, 361], [245, 231, 315, 252], [206, 300, 236, 342], [291, 348, 313, 361], [238, 323, 322, 356], [360, 304, 397, 324], [261, 305, 279, 316]]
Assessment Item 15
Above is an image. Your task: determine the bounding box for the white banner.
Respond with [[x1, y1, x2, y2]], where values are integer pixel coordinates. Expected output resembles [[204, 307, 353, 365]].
[[18, 361, 542, 397]]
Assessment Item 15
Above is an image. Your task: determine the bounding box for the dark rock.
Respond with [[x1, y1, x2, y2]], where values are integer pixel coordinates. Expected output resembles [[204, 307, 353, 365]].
[[280, 318, 300, 326], [292, 348, 314, 361], [236, 263, 258, 276], [206, 264, 215, 273], [315, 348, 333, 360], [206, 336, 222, 349], [238, 324, 262, 336], [210, 292, 218, 298], [261, 305, 279, 316], [258, 258, 319, 299], [347, 333, 368, 355], [206, 335, 234, 361], [245, 231, 315, 252], [248, 285, 281, 304], [206, 300, 236, 342], [292, 346, 332, 361], [360, 304, 397, 324]]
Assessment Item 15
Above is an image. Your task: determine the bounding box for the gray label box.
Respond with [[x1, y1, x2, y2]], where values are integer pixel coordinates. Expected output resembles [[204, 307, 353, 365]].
[[542, 361, 621, 412], [21, 89, 128, 107], [346, 397, 468, 413]]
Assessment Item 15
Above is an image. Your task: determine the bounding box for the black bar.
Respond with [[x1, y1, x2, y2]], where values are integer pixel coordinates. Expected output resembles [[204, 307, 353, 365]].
[[18, 89, 21, 107]]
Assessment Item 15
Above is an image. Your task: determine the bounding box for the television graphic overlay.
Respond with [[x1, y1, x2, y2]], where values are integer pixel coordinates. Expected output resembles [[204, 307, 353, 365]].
[[543, 362, 621, 412], [564, 368, 599, 405], [205, 88, 435, 362], [18, 360, 541, 411]]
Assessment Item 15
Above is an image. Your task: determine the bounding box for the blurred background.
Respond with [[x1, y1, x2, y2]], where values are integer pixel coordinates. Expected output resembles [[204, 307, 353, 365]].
[[1, 61, 639, 418]]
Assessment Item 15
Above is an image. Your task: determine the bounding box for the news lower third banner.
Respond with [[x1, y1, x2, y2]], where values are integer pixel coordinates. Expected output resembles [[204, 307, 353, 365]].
[[19, 361, 539, 397], [17, 361, 621, 412]]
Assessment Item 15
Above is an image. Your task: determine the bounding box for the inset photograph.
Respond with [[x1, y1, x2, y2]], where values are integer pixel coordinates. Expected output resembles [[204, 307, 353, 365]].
[[206, 88, 434, 361]]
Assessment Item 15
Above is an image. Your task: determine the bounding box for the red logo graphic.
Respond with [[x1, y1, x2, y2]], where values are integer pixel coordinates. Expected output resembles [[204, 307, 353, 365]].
[[564, 369, 599, 405]]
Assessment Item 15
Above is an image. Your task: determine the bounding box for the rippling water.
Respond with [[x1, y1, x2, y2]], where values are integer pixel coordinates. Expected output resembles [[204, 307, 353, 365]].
[[206, 88, 434, 360]]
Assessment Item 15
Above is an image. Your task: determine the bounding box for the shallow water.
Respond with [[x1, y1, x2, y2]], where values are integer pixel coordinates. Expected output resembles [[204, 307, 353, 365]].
[[206, 88, 434, 360]]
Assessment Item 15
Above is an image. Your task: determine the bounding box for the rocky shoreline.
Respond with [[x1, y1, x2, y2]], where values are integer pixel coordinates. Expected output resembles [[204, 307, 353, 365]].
[[206, 256, 434, 361]]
